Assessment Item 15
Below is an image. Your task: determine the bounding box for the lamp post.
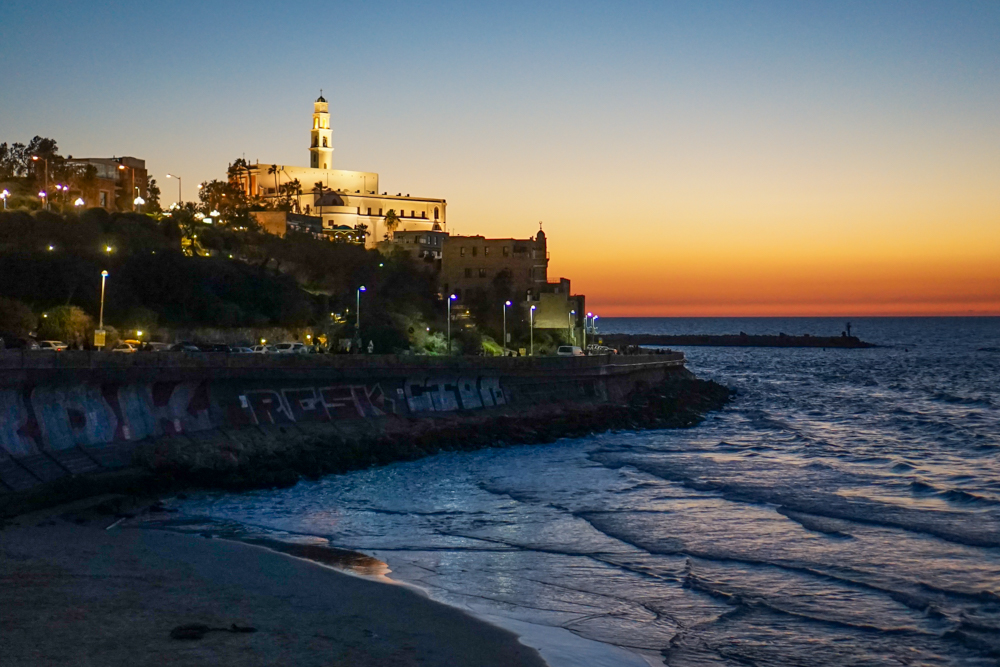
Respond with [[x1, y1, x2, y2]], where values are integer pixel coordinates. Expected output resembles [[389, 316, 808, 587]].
[[592, 315, 599, 335], [0, 189, 8, 209], [584, 311, 592, 350], [447, 294, 457, 355], [31, 156, 48, 209], [530, 305, 537, 356], [117, 163, 136, 211], [38, 191, 47, 209], [503, 300, 511, 355], [74, 197, 85, 208], [166, 173, 182, 205], [568, 310, 576, 344], [134, 196, 145, 213], [356, 285, 366, 331], [99, 270, 108, 329]]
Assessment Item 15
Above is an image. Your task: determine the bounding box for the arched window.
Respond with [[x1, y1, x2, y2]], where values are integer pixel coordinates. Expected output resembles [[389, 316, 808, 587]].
[[314, 119, 319, 129], [434, 207, 439, 220], [322, 137, 328, 147]]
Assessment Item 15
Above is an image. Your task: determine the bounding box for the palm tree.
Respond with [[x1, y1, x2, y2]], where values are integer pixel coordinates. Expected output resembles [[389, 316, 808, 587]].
[[267, 164, 279, 208], [313, 181, 325, 218], [384, 208, 400, 239]]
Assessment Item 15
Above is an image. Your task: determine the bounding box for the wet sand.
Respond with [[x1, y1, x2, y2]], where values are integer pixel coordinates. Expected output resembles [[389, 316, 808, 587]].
[[0, 498, 546, 667]]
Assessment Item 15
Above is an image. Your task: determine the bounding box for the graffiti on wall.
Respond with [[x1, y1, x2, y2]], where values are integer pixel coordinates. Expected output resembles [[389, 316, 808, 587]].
[[0, 376, 506, 459]]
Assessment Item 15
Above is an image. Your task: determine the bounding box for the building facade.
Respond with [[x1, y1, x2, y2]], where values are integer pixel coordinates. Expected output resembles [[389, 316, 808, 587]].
[[67, 156, 147, 211], [439, 230, 549, 302], [235, 96, 445, 249]]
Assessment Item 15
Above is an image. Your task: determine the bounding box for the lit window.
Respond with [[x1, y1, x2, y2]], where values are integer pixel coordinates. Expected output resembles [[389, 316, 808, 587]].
[[484, 247, 490, 256], [503, 246, 509, 257], [478, 268, 487, 277], [460, 247, 466, 257]]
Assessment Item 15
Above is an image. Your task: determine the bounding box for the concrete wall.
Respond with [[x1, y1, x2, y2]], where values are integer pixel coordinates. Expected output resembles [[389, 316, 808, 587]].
[[0, 352, 684, 494]]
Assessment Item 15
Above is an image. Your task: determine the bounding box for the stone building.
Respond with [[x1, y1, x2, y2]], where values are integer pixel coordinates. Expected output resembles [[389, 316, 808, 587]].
[[234, 95, 445, 249], [67, 156, 147, 211]]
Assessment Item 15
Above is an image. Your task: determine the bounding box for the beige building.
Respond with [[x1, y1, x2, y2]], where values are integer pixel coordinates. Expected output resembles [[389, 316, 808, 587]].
[[235, 95, 445, 248]]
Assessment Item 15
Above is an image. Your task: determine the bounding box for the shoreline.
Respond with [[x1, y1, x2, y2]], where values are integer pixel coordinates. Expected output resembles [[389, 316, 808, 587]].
[[142, 515, 662, 667], [0, 496, 547, 667]]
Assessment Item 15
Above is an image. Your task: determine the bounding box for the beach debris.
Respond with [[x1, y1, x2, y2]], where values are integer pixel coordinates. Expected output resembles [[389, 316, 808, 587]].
[[169, 623, 257, 640]]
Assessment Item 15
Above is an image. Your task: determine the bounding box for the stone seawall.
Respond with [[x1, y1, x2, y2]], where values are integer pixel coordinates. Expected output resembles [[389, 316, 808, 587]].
[[0, 352, 687, 501]]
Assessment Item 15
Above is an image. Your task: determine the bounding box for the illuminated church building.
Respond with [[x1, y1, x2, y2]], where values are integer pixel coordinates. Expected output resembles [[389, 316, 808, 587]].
[[237, 95, 445, 248]]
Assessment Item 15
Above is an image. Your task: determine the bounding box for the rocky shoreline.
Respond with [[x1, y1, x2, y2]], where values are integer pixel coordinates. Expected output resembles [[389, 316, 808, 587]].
[[143, 371, 733, 492]]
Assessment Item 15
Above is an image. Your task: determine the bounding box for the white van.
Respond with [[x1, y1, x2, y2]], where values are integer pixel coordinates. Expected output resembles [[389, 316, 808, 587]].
[[556, 345, 585, 357]]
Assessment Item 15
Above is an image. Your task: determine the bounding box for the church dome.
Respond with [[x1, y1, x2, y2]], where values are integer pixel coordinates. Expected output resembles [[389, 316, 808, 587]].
[[316, 92, 327, 103]]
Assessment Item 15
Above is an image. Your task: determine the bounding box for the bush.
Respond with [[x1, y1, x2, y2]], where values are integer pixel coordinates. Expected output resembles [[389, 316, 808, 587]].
[[38, 305, 92, 346]]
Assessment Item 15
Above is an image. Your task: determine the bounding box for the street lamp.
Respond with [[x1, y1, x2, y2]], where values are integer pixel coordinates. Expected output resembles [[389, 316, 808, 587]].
[[98, 270, 109, 339], [133, 196, 145, 213], [447, 294, 457, 355], [530, 305, 536, 356], [74, 197, 85, 207], [569, 310, 576, 344], [503, 300, 512, 355], [38, 191, 47, 207], [31, 156, 48, 209], [356, 285, 366, 330], [584, 311, 593, 350], [165, 173, 182, 204], [0, 189, 9, 209]]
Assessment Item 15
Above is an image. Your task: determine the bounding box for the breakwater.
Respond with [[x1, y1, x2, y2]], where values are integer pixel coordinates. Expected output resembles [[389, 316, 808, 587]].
[[603, 333, 875, 348], [0, 351, 729, 512]]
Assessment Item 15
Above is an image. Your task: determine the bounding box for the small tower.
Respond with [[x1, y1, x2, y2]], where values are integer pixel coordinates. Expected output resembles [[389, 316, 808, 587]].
[[310, 92, 333, 170]]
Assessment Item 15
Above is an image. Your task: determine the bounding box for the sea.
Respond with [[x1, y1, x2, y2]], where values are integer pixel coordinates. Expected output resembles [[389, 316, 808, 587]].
[[154, 317, 1000, 666]]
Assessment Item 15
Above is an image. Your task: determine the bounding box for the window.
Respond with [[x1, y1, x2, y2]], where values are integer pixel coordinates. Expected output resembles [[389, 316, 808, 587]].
[[484, 247, 490, 256], [472, 247, 478, 257], [460, 247, 466, 257], [322, 137, 328, 147], [464, 268, 472, 278], [367, 207, 371, 215], [503, 246, 509, 257], [379, 208, 383, 215], [411, 210, 415, 217], [313, 137, 318, 147], [434, 207, 439, 220], [100, 192, 107, 207], [421, 211, 426, 218], [478, 269, 487, 277], [314, 119, 319, 129]]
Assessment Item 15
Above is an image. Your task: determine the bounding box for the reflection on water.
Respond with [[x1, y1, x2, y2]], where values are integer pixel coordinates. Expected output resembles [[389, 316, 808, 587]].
[[165, 318, 1000, 666]]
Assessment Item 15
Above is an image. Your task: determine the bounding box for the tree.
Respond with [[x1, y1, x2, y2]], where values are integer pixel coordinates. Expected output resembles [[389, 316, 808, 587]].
[[278, 179, 301, 212], [0, 297, 38, 336], [312, 181, 325, 217], [267, 164, 280, 207], [145, 177, 162, 213], [38, 305, 92, 347], [384, 209, 400, 239]]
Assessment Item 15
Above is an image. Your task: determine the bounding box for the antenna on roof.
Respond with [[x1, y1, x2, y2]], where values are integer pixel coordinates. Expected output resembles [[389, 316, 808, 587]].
[[539, 221, 543, 230]]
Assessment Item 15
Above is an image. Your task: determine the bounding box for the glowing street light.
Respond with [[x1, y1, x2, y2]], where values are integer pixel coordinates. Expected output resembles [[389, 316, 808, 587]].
[[74, 198, 85, 207], [165, 173, 182, 204], [99, 270, 109, 332], [105, 245, 113, 254], [503, 300, 512, 355], [47, 245, 54, 251], [31, 155, 49, 209], [569, 310, 576, 344], [0, 189, 9, 209], [530, 305, 537, 356], [447, 294, 457, 355], [356, 285, 366, 331], [584, 311, 593, 350]]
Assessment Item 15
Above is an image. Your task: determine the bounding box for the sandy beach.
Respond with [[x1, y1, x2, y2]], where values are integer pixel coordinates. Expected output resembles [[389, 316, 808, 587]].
[[0, 496, 545, 667]]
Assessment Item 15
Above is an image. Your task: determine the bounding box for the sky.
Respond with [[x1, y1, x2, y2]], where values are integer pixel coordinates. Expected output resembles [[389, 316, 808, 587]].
[[2, 0, 998, 316]]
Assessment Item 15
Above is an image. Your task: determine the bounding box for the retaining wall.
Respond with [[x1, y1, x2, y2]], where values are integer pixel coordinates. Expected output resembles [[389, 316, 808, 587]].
[[0, 352, 685, 494]]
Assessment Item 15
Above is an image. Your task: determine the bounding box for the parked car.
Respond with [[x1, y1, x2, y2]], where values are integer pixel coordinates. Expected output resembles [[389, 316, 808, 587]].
[[111, 342, 138, 353], [250, 345, 274, 354], [230, 346, 254, 354], [38, 340, 68, 351], [198, 343, 232, 353], [168, 342, 202, 352], [556, 345, 585, 357], [0, 334, 39, 350], [145, 342, 171, 352], [272, 342, 309, 354]]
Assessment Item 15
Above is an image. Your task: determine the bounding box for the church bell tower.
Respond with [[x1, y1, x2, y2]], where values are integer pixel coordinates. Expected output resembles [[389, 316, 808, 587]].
[[310, 93, 333, 170]]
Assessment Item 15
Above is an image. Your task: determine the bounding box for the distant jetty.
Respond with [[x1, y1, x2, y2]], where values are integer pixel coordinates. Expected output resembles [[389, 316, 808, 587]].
[[602, 333, 876, 349]]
